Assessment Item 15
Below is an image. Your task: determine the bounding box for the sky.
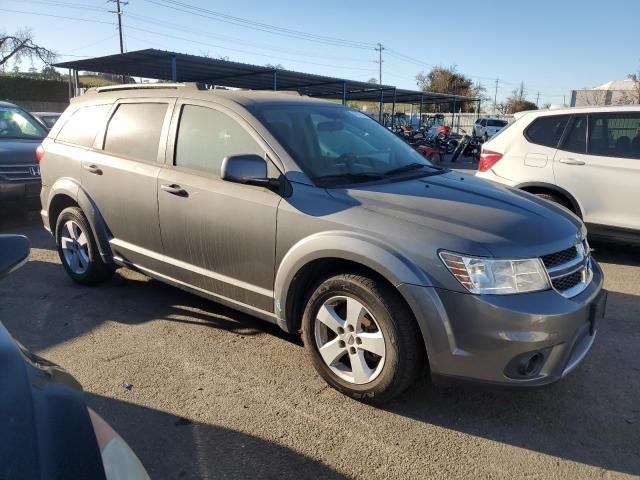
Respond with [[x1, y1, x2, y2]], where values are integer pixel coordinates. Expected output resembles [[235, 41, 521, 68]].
[[2, 0, 639, 105]]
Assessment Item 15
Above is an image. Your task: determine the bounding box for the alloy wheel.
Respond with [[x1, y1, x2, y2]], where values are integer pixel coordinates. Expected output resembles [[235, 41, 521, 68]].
[[314, 295, 386, 384], [60, 220, 90, 275]]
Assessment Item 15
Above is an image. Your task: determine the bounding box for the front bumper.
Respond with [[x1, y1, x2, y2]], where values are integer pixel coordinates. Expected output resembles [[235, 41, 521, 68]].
[[0, 180, 41, 202], [399, 259, 605, 386]]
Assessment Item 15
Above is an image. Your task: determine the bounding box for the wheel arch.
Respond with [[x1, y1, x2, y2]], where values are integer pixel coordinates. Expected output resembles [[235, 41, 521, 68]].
[[274, 232, 432, 336], [46, 178, 114, 263], [516, 181, 583, 218]]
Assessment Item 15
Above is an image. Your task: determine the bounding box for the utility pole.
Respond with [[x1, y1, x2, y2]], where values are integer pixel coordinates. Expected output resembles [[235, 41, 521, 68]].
[[108, 0, 128, 82], [374, 43, 384, 85], [493, 78, 499, 115], [536, 91, 540, 107]]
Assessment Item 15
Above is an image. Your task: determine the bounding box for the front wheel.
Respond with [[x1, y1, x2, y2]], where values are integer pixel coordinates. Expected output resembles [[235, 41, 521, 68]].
[[55, 207, 114, 285], [302, 274, 424, 404]]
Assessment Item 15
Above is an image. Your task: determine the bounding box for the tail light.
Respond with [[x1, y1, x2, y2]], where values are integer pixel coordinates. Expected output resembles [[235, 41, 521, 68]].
[[35, 144, 45, 164], [478, 149, 503, 172]]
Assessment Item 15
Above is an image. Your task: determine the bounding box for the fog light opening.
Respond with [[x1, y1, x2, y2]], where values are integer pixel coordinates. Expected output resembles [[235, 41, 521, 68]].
[[518, 352, 544, 377]]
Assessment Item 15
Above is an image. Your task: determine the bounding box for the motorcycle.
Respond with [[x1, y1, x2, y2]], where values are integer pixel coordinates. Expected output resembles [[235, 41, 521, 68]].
[[449, 129, 482, 163]]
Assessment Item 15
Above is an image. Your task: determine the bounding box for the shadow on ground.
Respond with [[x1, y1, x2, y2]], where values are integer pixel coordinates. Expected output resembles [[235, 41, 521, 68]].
[[88, 394, 345, 480]]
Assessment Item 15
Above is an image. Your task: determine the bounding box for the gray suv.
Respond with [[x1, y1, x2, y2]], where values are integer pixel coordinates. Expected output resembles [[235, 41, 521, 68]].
[[39, 84, 606, 403]]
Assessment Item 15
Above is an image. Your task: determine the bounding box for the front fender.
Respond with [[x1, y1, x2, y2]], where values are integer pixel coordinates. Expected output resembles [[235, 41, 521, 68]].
[[45, 178, 113, 263], [274, 230, 432, 328]]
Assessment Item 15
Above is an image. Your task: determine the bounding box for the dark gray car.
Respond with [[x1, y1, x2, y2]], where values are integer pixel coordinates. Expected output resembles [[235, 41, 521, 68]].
[[39, 84, 606, 403], [0, 101, 47, 208]]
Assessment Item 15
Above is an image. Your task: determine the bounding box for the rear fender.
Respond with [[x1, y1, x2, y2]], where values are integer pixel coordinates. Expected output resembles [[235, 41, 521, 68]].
[[45, 178, 113, 263]]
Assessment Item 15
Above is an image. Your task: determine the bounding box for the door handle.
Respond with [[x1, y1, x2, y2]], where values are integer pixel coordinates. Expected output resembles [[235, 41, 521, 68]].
[[161, 184, 188, 197], [559, 158, 585, 165], [83, 164, 103, 175]]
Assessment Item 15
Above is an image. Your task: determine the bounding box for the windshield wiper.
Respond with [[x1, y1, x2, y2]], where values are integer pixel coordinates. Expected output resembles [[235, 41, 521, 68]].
[[384, 162, 449, 177], [315, 172, 385, 186]]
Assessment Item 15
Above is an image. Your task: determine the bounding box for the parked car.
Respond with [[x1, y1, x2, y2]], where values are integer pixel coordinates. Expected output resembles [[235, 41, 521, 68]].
[[473, 117, 509, 140], [32, 111, 62, 129], [0, 234, 149, 480], [0, 101, 46, 208], [476, 105, 640, 244], [39, 84, 605, 403]]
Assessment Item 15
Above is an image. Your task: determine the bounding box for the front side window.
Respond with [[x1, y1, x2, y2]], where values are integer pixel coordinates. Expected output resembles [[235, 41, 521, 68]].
[[561, 115, 587, 153], [487, 119, 507, 127], [104, 103, 167, 162], [57, 104, 110, 147], [0, 107, 47, 140], [525, 115, 569, 148], [174, 105, 263, 175], [589, 113, 640, 159], [250, 104, 434, 186]]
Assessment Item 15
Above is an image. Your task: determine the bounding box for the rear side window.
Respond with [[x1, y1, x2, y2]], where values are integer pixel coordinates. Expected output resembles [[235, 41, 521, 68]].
[[104, 103, 167, 162], [589, 113, 640, 159], [561, 115, 587, 153], [174, 105, 262, 175], [56, 104, 110, 147], [487, 119, 507, 127], [525, 115, 569, 147]]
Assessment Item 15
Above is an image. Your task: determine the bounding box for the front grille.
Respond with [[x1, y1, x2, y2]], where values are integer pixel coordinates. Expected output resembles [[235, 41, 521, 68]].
[[540, 240, 591, 298], [541, 246, 577, 268], [0, 164, 40, 182], [551, 270, 582, 291]]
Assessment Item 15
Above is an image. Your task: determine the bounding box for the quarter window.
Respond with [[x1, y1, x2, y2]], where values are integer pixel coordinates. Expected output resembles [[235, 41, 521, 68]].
[[525, 115, 569, 148], [174, 105, 263, 175], [561, 115, 587, 153], [104, 103, 167, 162], [57, 105, 110, 147], [589, 113, 640, 159]]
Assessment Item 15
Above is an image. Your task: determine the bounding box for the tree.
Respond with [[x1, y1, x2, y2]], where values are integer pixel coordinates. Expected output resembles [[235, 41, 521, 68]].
[[626, 72, 640, 104], [40, 65, 61, 80], [415, 65, 485, 112], [0, 29, 56, 69], [505, 81, 538, 113], [367, 77, 378, 84], [265, 63, 285, 70]]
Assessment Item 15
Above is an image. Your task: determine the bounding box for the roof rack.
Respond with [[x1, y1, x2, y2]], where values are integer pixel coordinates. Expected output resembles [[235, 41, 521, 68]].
[[94, 83, 187, 93]]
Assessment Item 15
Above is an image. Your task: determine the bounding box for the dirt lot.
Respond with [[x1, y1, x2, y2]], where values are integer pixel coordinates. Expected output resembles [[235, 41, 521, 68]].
[[1, 211, 639, 480]]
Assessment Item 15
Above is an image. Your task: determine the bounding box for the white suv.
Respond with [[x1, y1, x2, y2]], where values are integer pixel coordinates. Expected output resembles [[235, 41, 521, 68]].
[[476, 105, 640, 243], [473, 117, 509, 139]]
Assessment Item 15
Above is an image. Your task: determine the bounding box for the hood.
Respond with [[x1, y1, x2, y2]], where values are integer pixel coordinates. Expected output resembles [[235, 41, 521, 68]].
[[0, 139, 41, 165], [327, 171, 583, 258]]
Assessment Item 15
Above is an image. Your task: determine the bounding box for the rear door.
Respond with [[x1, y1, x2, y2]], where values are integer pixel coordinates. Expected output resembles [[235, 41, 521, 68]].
[[554, 111, 640, 230], [156, 100, 281, 313], [81, 98, 175, 267]]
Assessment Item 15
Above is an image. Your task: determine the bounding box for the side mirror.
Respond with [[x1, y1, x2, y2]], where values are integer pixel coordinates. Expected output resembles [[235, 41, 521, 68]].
[[221, 154, 279, 189], [0, 235, 30, 280]]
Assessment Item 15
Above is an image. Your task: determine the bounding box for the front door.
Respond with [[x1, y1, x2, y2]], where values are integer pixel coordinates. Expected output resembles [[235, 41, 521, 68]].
[[157, 101, 281, 313], [554, 112, 640, 230]]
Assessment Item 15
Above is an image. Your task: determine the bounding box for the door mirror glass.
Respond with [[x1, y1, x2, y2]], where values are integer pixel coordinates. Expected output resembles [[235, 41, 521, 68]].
[[0, 235, 30, 279], [221, 154, 276, 188]]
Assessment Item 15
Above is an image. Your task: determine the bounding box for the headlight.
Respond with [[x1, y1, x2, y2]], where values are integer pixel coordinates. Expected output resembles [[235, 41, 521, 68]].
[[439, 251, 550, 294]]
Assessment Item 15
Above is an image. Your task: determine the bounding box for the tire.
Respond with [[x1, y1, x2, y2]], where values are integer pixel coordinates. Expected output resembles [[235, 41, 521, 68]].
[[534, 192, 574, 214], [301, 273, 424, 404], [55, 206, 114, 285]]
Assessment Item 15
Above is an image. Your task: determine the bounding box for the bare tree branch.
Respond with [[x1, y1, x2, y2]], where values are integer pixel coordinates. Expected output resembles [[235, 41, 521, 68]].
[[0, 29, 56, 68]]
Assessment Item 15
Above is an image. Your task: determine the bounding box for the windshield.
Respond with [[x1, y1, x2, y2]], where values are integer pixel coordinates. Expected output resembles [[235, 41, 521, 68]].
[[250, 104, 435, 186], [0, 107, 47, 140]]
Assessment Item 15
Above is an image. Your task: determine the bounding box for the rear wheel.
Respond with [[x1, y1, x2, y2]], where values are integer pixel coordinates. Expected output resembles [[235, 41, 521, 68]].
[[55, 207, 114, 285], [302, 274, 424, 404]]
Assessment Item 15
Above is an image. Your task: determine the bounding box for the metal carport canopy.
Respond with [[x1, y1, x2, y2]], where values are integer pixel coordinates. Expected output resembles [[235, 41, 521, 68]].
[[54, 49, 477, 105]]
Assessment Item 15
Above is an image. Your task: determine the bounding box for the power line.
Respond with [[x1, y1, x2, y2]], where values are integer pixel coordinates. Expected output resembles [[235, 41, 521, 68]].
[[107, 0, 128, 54], [142, 0, 376, 50]]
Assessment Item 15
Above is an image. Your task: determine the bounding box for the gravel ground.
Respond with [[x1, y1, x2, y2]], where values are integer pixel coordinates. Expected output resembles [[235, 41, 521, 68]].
[[1, 211, 639, 480]]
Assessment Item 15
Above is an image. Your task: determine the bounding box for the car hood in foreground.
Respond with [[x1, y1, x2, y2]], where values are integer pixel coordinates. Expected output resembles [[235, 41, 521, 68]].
[[327, 171, 583, 258], [0, 139, 41, 165]]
